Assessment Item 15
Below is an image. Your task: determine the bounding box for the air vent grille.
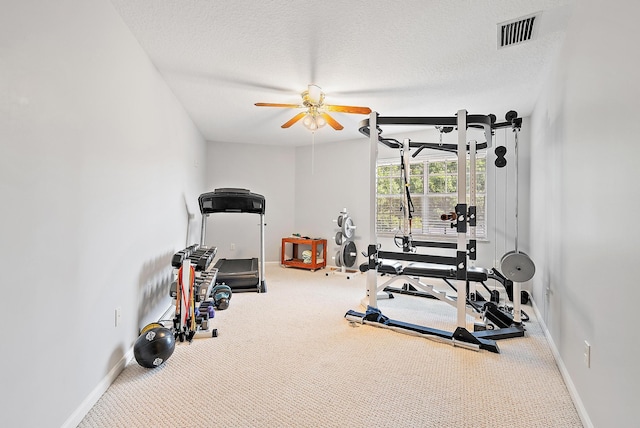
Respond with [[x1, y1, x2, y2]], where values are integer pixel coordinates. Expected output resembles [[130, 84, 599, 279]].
[[498, 13, 539, 48]]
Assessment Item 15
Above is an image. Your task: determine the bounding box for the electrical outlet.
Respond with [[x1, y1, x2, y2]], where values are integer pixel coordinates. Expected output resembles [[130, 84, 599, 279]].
[[115, 307, 121, 327], [230, 243, 236, 251], [583, 340, 591, 368]]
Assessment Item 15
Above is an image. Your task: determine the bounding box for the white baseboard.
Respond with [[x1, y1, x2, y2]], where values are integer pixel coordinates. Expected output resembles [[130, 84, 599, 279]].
[[61, 346, 134, 428], [531, 299, 593, 428]]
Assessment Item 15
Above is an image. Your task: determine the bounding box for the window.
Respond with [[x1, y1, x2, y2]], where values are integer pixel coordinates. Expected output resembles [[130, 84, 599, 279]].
[[376, 155, 486, 239]]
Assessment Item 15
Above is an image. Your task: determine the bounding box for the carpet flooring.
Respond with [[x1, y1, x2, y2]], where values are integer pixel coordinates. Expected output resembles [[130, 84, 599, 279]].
[[78, 264, 582, 427]]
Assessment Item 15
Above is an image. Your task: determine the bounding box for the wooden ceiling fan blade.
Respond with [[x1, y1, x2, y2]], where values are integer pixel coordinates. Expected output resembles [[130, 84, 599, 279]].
[[325, 105, 372, 114], [321, 113, 344, 130], [282, 112, 307, 128], [255, 103, 303, 108]]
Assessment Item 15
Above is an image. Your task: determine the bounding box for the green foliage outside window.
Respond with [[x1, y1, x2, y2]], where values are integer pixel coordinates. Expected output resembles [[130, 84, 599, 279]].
[[376, 156, 487, 238]]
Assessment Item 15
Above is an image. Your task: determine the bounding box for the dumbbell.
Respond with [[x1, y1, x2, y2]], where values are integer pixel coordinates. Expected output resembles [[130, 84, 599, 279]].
[[196, 253, 215, 271], [211, 284, 232, 310], [197, 301, 216, 318], [171, 251, 187, 268]]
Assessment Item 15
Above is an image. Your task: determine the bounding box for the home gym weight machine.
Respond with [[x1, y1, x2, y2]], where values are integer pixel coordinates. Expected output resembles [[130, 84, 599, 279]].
[[345, 110, 527, 353], [198, 188, 267, 293]]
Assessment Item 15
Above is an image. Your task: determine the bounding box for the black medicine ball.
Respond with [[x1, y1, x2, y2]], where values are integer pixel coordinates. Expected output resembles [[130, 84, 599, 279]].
[[134, 327, 176, 368]]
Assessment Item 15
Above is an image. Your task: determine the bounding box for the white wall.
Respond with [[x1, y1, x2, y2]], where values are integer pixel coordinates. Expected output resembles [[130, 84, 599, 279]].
[[204, 141, 295, 263], [530, 2, 640, 426], [0, 1, 206, 427], [294, 138, 371, 269]]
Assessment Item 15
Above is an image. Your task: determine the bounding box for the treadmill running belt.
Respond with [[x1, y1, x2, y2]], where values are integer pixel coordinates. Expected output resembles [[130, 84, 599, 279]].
[[214, 258, 259, 291]]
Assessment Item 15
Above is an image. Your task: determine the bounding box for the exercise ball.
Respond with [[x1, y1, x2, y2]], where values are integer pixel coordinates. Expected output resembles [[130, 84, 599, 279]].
[[134, 327, 176, 368]]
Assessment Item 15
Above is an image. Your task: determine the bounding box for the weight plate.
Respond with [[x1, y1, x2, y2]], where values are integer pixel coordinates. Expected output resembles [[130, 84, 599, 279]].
[[495, 156, 507, 168], [500, 251, 536, 282], [335, 231, 343, 246], [342, 216, 355, 239], [335, 250, 343, 267], [342, 241, 357, 268], [337, 214, 344, 227]]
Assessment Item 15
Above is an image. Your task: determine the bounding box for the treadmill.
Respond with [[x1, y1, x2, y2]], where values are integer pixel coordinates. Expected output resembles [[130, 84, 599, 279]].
[[198, 188, 266, 293]]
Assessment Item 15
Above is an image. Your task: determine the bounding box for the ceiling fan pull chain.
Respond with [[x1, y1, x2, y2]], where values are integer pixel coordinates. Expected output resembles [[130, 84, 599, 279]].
[[311, 131, 315, 175]]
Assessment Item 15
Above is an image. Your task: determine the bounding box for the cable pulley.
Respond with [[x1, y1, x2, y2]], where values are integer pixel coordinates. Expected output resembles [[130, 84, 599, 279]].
[[499, 121, 536, 283]]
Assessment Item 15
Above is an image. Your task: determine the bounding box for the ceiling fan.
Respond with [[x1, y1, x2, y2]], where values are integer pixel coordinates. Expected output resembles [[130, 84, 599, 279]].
[[255, 84, 371, 131]]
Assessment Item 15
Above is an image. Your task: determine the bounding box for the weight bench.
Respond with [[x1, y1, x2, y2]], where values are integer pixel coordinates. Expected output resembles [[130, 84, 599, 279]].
[[403, 262, 488, 281], [402, 263, 500, 302], [363, 260, 492, 283], [361, 259, 523, 332], [370, 260, 512, 304]]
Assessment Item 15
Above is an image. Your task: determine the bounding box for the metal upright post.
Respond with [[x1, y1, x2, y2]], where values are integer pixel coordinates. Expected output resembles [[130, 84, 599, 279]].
[[367, 111, 378, 309], [468, 139, 477, 299], [200, 214, 208, 246], [260, 212, 266, 292], [456, 110, 468, 329], [402, 138, 411, 241], [469, 139, 476, 265]]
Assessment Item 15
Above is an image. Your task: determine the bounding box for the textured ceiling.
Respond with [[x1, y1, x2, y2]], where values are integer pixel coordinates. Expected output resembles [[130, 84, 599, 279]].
[[109, 0, 573, 146]]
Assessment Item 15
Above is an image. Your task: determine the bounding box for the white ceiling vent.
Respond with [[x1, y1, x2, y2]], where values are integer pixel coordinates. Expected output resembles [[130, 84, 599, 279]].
[[498, 13, 540, 48]]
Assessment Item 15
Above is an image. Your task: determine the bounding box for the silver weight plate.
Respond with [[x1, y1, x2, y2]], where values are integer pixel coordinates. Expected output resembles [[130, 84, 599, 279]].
[[500, 251, 536, 282], [335, 231, 343, 246], [337, 214, 344, 227], [335, 250, 343, 267], [342, 216, 355, 239]]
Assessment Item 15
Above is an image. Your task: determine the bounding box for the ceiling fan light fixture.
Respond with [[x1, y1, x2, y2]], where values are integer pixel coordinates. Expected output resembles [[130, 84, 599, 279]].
[[303, 114, 313, 128], [302, 84, 324, 107], [302, 110, 326, 132], [307, 84, 323, 105], [255, 84, 368, 132]]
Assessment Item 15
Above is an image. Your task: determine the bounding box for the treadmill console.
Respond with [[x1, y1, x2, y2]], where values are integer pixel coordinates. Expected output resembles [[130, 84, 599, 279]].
[[198, 188, 265, 215]]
